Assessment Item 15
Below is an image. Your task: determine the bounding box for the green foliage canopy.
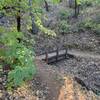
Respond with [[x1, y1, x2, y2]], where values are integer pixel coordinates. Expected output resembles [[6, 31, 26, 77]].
[[0, 31, 36, 90]]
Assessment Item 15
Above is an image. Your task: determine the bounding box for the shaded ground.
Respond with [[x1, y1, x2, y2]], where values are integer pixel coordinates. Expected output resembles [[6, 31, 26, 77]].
[[53, 56, 100, 95], [16, 59, 100, 100], [0, 1, 100, 100], [34, 2, 100, 55], [67, 49, 100, 59], [1, 59, 100, 100], [34, 32, 100, 55], [58, 76, 100, 100], [33, 59, 63, 100]]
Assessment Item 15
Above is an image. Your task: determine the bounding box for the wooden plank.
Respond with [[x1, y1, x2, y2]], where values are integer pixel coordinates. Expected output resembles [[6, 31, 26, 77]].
[[56, 48, 59, 61], [36, 49, 70, 64], [37, 49, 66, 60], [37, 49, 100, 64], [45, 52, 48, 63]]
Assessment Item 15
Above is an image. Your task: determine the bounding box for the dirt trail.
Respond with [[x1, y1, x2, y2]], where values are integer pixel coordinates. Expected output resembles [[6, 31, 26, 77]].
[[35, 59, 63, 100], [68, 49, 100, 59]]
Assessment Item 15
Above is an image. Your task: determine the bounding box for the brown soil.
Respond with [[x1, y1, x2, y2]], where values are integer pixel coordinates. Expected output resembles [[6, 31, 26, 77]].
[[58, 76, 99, 100], [12, 84, 38, 100], [35, 59, 63, 100], [34, 59, 100, 100], [8, 59, 100, 100]]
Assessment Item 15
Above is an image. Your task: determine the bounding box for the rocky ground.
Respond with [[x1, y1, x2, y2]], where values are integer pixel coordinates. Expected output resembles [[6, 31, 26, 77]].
[[52, 56, 100, 95], [1, 59, 100, 100], [34, 2, 100, 55], [0, 1, 100, 100], [33, 3, 100, 97], [34, 31, 100, 55]]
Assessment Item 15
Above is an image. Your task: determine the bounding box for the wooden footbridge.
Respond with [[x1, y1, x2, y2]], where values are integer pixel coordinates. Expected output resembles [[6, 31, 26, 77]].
[[37, 49, 100, 64], [36, 48, 74, 64]]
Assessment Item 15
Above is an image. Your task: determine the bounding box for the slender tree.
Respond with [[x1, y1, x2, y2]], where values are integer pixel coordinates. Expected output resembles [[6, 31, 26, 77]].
[[74, 0, 80, 18], [16, 0, 21, 32], [44, 0, 49, 12], [75, 0, 78, 17], [29, 0, 38, 34]]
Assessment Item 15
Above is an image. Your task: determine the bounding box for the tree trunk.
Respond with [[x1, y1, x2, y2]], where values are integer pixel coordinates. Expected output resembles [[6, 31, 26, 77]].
[[16, 15, 21, 32], [44, 0, 49, 12], [29, 0, 38, 34], [77, 5, 80, 15], [74, 0, 78, 18], [69, 0, 73, 8], [16, 0, 21, 32], [31, 16, 38, 34]]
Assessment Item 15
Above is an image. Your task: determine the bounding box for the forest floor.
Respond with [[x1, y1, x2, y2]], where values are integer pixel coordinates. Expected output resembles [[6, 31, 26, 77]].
[[32, 3, 100, 99], [34, 59, 100, 100], [32, 28, 100, 99], [67, 49, 100, 59], [2, 59, 99, 100], [34, 31, 100, 55], [0, 1, 100, 100]]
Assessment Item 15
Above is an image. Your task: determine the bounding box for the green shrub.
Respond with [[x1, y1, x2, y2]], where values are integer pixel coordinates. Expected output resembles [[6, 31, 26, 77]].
[[58, 9, 71, 20], [78, 18, 100, 36], [93, 13, 100, 24], [57, 20, 70, 34], [81, 0, 93, 7], [0, 32, 36, 90], [78, 18, 95, 30], [94, 24, 100, 36]]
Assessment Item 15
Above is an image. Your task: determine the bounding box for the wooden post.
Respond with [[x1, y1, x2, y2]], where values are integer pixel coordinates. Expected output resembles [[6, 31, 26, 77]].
[[45, 51, 48, 63], [65, 49, 67, 59], [56, 48, 59, 62]]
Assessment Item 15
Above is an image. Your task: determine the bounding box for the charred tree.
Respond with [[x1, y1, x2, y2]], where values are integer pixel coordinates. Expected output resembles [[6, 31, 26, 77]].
[[16, 13, 21, 32], [44, 0, 49, 12], [16, 0, 21, 32]]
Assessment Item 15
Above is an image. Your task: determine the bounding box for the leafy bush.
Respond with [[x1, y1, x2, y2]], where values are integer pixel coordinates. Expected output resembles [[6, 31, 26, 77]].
[[81, 0, 93, 7], [35, 15, 56, 37], [58, 9, 71, 20], [94, 24, 100, 36], [78, 18, 95, 30], [57, 20, 71, 34], [93, 13, 100, 24], [93, 0, 100, 6], [0, 31, 36, 90], [78, 18, 100, 35]]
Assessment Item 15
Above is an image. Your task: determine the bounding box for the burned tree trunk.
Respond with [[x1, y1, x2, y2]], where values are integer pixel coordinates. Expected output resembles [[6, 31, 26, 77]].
[[16, 0, 21, 32], [16, 13, 21, 32], [44, 0, 49, 12]]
